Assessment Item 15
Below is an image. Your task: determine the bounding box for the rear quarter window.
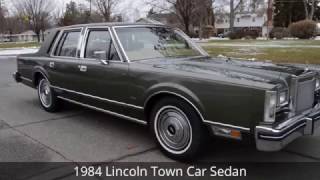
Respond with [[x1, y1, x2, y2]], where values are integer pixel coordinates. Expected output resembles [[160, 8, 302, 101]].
[[54, 30, 81, 57], [47, 31, 60, 54]]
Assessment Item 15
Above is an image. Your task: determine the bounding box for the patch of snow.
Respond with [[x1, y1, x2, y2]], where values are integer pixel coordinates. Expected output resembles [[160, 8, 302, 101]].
[[192, 37, 229, 43], [256, 37, 268, 40], [283, 37, 299, 40], [217, 54, 227, 58], [0, 48, 39, 56], [200, 43, 320, 48], [315, 36, 320, 40]]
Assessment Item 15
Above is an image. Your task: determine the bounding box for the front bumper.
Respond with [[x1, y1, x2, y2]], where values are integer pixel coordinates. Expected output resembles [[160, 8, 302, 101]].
[[256, 104, 320, 151], [13, 71, 22, 83]]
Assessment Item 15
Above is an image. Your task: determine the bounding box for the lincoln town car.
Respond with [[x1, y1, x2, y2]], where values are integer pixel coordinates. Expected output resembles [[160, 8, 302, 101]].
[[13, 23, 320, 160]]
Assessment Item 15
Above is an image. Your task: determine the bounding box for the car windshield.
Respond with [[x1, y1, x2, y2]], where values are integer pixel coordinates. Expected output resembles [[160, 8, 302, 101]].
[[115, 27, 205, 61]]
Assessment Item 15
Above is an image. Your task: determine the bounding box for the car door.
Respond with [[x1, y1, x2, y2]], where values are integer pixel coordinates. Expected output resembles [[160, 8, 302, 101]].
[[47, 28, 84, 101], [76, 27, 131, 115]]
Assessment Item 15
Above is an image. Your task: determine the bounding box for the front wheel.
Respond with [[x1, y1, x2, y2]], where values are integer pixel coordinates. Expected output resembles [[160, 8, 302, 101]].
[[150, 98, 207, 161], [37, 78, 59, 112]]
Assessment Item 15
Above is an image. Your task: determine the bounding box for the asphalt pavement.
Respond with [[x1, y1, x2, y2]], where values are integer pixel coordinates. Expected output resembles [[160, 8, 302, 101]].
[[0, 55, 320, 179]]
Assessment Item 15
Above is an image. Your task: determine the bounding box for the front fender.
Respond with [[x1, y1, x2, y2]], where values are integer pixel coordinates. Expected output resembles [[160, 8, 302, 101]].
[[144, 82, 206, 121]]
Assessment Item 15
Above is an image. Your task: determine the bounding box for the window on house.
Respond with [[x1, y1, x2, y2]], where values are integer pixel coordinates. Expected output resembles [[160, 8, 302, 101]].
[[237, 18, 240, 22], [253, 17, 256, 22]]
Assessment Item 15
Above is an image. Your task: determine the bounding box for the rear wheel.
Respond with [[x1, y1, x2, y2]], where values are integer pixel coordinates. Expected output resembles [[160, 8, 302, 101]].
[[37, 78, 59, 112], [150, 97, 207, 161]]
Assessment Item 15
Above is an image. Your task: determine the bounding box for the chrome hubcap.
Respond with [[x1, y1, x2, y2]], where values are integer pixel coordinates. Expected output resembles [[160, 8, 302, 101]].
[[155, 106, 192, 154], [39, 79, 52, 108]]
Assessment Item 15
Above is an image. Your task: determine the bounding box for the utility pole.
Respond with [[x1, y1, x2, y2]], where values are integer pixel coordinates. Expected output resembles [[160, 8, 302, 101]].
[[267, 0, 273, 39], [230, 0, 234, 33], [89, 0, 92, 16]]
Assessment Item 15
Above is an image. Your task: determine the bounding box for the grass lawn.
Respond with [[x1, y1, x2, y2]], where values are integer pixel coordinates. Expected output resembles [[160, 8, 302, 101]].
[[201, 40, 320, 64], [0, 42, 40, 49]]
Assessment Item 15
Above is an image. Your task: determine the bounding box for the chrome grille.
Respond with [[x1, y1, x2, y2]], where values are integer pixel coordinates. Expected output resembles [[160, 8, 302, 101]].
[[295, 74, 316, 113]]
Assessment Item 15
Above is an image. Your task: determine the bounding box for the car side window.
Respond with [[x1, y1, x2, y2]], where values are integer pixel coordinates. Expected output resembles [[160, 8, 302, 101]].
[[54, 31, 81, 57], [85, 30, 120, 61]]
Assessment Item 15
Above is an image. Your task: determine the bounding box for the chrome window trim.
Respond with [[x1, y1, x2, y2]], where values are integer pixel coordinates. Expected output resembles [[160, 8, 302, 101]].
[[112, 25, 209, 63], [111, 26, 129, 62], [57, 96, 147, 125], [50, 27, 84, 59], [51, 85, 144, 110], [80, 26, 124, 62], [174, 28, 209, 57]]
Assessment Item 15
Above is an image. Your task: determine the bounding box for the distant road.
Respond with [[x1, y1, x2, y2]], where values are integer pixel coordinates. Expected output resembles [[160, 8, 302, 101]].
[[0, 48, 39, 56]]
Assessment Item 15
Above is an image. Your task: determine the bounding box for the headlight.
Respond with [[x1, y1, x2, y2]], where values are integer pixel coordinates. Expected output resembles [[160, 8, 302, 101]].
[[264, 91, 277, 123], [279, 91, 288, 105], [316, 78, 320, 90]]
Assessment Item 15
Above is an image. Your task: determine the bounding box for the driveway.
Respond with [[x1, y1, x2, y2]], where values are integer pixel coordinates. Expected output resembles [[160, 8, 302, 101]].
[[0, 55, 319, 179]]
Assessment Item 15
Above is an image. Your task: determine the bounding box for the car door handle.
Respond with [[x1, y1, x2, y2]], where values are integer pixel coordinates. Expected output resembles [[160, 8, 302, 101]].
[[79, 65, 87, 72], [49, 62, 55, 68]]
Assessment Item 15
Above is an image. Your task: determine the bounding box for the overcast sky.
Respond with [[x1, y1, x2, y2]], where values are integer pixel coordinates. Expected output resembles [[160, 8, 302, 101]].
[[58, 0, 152, 22], [4, 0, 151, 22]]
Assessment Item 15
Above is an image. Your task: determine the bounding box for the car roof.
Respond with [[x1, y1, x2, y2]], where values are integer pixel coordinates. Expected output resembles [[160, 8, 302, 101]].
[[55, 22, 168, 30]]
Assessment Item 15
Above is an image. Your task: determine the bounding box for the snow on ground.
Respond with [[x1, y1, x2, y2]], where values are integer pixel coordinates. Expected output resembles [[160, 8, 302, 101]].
[[199, 40, 320, 48], [0, 47, 39, 56], [192, 37, 229, 43], [201, 43, 320, 48]]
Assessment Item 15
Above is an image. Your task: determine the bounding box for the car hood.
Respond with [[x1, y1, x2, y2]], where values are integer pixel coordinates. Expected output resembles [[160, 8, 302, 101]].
[[136, 57, 311, 88]]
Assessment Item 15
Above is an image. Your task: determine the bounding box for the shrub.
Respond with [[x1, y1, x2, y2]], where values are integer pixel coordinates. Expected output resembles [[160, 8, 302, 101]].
[[229, 31, 243, 39], [270, 27, 291, 39], [229, 30, 259, 39], [289, 20, 317, 39]]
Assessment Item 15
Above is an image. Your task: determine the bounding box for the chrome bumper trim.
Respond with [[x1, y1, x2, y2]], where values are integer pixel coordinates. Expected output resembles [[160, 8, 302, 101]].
[[255, 106, 320, 152]]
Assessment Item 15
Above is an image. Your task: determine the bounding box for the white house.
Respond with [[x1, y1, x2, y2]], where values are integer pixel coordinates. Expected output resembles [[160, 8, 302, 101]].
[[215, 0, 272, 37], [16, 30, 38, 42]]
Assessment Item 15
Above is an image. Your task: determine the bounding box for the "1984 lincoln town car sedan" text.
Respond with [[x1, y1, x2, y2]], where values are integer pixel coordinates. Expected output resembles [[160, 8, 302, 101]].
[[13, 23, 320, 161]]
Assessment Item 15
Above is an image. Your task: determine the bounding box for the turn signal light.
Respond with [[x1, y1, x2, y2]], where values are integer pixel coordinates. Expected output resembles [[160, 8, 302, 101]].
[[230, 130, 241, 139]]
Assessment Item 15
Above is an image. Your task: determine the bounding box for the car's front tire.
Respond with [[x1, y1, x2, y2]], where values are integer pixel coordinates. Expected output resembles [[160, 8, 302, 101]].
[[37, 78, 59, 112], [150, 97, 207, 161]]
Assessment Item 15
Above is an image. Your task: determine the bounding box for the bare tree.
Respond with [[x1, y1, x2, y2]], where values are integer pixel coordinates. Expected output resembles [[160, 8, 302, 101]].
[[0, 7, 5, 34], [194, 0, 215, 38], [88, 0, 120, 22], [303, 0, 317, 20], [12, 0, 53, 42], [147, 0, 198, 35]]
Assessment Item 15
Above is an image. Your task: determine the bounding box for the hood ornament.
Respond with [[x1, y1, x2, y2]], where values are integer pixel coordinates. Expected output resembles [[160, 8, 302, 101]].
[[305, 60, 310, 72]]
